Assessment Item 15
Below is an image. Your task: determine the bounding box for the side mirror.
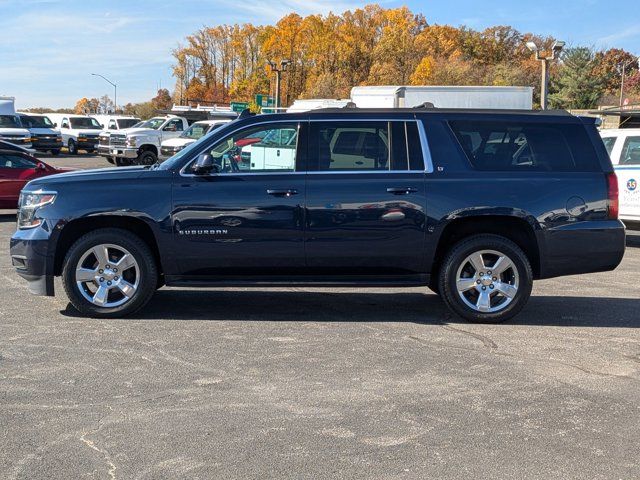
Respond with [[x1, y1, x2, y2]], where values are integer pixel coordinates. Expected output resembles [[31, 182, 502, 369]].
[[192, 153, 217, 175], [53, 122, 57, 127], [35, 162, 47, 171]]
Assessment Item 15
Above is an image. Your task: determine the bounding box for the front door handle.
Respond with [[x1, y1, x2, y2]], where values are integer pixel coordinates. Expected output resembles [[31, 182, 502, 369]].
[[386, 187, 418, 195], [267, 188, 299, 197]]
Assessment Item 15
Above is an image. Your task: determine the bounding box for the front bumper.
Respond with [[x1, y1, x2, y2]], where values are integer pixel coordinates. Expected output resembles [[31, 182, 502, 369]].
[[10, 223, 56, 296], [76, 138, 98, 150], [33, 138, 63, 151], [1, 137, 32, 148], [102, 146, 138, 159]]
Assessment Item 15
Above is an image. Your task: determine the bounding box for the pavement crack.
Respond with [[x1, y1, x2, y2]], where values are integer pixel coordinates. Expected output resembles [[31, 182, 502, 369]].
[[79, 407, 118, 480], [441, 324, 498, 349]]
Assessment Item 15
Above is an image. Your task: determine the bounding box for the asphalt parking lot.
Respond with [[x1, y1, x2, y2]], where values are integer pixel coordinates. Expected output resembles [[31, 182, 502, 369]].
[[1, 154, 640, 479]]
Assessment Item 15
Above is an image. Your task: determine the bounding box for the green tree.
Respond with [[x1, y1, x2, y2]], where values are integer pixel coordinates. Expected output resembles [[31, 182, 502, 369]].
[[549, 47, 605, 109]]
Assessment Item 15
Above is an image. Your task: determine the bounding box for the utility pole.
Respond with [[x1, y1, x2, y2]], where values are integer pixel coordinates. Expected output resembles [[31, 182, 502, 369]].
[[525, 41, 565, 110], [91, 73, 117, 113], [267, 59, 291, 110], [618, 55, 640, 108]]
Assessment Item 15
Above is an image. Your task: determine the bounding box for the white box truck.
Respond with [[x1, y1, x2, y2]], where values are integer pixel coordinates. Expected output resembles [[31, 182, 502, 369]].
[[350, 86, 533, 110]]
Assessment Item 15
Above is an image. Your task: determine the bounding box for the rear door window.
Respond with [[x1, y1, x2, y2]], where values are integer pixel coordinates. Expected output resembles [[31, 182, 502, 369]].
[[620, 136, 640, 165], [308, 121, 423, 171], [449, 120, 600, 172]]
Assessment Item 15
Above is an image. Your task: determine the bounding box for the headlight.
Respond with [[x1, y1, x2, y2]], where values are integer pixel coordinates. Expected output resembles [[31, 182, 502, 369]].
[[17, 191, 57, 229], [126, 136, 137, 147]]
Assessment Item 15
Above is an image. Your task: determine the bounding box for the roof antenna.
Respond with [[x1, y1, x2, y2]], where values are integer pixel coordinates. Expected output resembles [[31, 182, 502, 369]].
[[414, 102, 436, 109]]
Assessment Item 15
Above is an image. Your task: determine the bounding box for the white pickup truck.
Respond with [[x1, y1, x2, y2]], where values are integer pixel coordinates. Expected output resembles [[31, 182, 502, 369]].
[[600, 129, 640, 223], [101, 115, 188, 166]]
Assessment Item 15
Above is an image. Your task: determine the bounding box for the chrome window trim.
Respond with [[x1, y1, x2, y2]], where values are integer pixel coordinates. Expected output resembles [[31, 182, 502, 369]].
[[178, 116, 434, 176]]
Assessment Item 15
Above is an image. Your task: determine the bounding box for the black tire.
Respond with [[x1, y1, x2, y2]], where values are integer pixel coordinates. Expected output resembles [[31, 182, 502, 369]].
[[428, 275, 440, 296], [50, 149, 60, 156], [114, 157, 131, 167], [62, 228, 158, 318], [136, 150, 157, 166], [439, 234, 533, 323], [106, 156, 115, 164], [67, 139, 77, 155]]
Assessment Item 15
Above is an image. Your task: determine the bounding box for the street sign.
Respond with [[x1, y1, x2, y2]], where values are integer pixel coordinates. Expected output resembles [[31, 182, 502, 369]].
[[230, 101, 249, 113], [255, 94, 275, 108]]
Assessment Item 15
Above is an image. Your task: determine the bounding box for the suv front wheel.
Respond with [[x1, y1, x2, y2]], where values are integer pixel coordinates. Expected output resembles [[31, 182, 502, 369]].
[[62, 228, 158, 318], [439, 234, 533, 323]]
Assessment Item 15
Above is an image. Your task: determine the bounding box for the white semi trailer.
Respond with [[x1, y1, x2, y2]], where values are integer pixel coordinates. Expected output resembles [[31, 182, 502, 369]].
[[350, 86, 533, 110]]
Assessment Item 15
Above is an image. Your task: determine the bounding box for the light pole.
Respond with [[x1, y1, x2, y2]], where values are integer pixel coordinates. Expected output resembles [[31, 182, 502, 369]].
[[526, 41, 565, 110], [91, 73, 117, 113], [618, 55, 640, 108], [267, 59, 291, 110]]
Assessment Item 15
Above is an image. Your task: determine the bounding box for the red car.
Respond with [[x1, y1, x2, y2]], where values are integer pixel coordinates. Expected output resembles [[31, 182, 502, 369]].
[[0, 146, 72, 208]]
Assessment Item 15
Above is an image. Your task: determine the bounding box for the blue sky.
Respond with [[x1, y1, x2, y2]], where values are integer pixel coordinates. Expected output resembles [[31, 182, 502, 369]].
[[0, 0, 638, 109]]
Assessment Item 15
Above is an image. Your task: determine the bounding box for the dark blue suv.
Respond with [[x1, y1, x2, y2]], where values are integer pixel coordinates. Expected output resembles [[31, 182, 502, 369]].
[[9, 108, 625, 322]]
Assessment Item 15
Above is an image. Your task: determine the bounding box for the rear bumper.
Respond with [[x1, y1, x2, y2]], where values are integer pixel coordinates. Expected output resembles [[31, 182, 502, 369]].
[[538, 220, 626, 279], [9, 224, 56, 296]]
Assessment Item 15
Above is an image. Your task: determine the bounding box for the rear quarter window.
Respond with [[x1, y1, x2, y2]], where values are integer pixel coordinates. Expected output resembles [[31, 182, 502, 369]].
[[449, 120, 601, 172]]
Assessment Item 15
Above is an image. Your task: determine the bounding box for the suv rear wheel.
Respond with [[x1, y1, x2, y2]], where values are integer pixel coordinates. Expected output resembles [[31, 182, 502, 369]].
[[62, 228, 158, 318], [439, 234, 532, 323]]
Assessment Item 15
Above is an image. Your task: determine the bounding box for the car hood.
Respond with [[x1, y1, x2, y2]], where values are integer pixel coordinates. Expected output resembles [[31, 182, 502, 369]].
[[116, 127, 158, 136], [29, 127, 58, 135], [72, 129, 102, 136], [0, 128, 30, 135], [162, 137, 195, 147], [24, 165, 150, 189]]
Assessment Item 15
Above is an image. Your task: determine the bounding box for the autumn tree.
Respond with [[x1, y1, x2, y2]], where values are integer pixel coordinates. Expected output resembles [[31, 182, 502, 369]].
[[170, 4, 635, 110], [74, 98, 90, 114], [151, 88, 173, 110]]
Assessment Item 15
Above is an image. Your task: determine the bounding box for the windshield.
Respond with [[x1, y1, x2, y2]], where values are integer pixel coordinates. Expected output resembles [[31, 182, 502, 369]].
[[137, 117, 166, 130], [70, 117, 102, 129], [21, 115, 54, 128], [181, 123, 209, 140], [0, 115, 21, 128], [117, 119, 140, 129]]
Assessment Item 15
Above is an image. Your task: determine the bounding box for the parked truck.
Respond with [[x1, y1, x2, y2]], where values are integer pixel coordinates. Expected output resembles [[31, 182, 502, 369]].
[[350, 86, 533, 110], [0, 97, 32, 149], [101, 115, 189, 166]]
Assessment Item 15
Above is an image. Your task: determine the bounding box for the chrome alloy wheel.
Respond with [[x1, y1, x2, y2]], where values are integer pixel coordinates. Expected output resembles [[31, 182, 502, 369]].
[[455, 249, 519, 313], [75, 244, 140, 308]]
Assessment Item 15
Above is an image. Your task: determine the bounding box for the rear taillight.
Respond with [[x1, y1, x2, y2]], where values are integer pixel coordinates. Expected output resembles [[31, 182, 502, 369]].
[[606, 172, 619, 220]]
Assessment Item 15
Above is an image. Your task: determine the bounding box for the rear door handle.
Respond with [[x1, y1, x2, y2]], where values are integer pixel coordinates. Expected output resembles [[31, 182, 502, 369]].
[[386, 187, 418, 195], [267, 188, 299, 197]]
